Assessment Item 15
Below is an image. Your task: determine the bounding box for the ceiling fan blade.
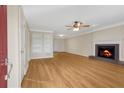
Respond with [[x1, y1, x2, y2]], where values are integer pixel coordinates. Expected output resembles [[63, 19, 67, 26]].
[[67, 29, 72, 30], [80, 25, 90, 27], [66, 25, 73, 27]]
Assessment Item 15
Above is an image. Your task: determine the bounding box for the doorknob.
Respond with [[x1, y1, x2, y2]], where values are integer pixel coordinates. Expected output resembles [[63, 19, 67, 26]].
[[4, 58, 13, 80], [5, 63, 13, 80]]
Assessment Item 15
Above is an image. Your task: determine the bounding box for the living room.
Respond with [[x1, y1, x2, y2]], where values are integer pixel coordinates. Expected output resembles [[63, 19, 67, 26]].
[[21, 5, 124, 87], [0, 1, 124, 93]]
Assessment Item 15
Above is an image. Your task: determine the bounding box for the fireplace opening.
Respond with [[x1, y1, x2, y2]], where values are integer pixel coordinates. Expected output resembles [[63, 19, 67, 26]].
[[98, 46, 115, 60], [95, 44, 119, 61]]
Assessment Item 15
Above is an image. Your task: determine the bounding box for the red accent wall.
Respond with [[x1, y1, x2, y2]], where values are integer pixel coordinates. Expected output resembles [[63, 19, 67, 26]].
[[0, 5, 7, 88]]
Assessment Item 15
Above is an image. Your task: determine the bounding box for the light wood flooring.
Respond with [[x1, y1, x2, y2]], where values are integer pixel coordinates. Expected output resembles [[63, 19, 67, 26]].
[[21, 52, 124, 88]]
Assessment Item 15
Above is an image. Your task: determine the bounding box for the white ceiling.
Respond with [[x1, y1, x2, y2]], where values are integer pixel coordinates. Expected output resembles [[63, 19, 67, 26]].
[[22, 5, 124, 38]]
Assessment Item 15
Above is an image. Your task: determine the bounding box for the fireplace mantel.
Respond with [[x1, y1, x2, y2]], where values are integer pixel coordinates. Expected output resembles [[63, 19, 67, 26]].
[[92, 39, 124, 60], [89, 39, 124, 65]]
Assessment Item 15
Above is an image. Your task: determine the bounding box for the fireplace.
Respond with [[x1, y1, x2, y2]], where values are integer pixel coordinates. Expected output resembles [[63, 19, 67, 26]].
[[95, 44, 119, 62]]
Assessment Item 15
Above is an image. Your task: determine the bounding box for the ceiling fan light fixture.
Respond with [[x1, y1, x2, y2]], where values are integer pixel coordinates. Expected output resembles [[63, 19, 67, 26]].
[[66, 21, 90, 31], [73, 27, 79, 31], [77, 22, 81, 27], [58, 34, 64, 37]]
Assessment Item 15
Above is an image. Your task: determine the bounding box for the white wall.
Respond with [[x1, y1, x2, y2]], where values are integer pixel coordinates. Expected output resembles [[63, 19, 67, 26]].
[[65, 34, 93, 57], [53, 38, 65, 52], [65, 25, 124, 62], [31, 32, 53, 59], [7, 6, 31, 88]]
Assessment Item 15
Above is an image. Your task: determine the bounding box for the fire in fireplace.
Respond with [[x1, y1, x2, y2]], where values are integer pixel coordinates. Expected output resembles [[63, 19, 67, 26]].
[[95, 44, 119, 61], [103, 49, 112, 57], [98, 46, 115, 59]]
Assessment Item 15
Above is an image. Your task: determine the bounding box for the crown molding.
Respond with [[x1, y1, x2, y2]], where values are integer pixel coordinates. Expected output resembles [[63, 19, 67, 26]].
[[30, 29, 54, 33], [92, 22, 124, 32]]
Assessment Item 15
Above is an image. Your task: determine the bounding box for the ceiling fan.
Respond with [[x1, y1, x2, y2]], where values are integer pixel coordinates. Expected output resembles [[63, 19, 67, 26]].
[[66, 21, 90, 31]]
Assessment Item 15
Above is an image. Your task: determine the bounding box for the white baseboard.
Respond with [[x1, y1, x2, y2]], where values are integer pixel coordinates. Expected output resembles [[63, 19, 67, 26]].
[[31, 56, 53, 60]]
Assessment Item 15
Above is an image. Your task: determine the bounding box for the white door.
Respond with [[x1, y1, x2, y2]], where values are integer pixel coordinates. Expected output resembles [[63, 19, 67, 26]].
[[19, 8, 26, 81], [20, 24, 26, 80]]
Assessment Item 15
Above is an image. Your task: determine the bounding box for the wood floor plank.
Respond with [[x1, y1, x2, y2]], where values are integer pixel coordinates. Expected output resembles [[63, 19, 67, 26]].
[[21, 52, 124, 88]]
